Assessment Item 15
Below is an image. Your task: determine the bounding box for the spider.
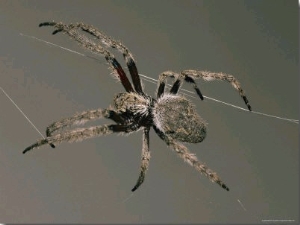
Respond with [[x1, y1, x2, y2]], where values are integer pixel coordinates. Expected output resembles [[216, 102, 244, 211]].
[[23, 21, 252, 192]]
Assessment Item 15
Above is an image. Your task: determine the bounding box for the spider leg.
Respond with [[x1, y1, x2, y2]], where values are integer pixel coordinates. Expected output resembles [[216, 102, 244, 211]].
[[132, 127, 150, 192], [156, 71, 177, 98], [153, 126, 229, 191], [156, 71, 204, 100], [76, 23, 144, 95], [46, 109, 124, 138], [39, 22, 134, 93], [23, 124, 138, 154], [182, 70, 252, 111]]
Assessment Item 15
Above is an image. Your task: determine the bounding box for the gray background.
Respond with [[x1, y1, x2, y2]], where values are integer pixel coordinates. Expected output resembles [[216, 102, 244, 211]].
[[0, 0, 298, 223]]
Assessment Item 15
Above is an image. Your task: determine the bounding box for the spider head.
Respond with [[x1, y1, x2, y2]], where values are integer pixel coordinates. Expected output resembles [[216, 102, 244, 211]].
[[153, 94, 207, 143], [114, 92, 152, 117]]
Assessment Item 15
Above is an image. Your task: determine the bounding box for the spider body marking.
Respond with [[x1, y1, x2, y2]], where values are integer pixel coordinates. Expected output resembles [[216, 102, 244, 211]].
[[153, 93, 207, 143], [23, 21, 252, 192]]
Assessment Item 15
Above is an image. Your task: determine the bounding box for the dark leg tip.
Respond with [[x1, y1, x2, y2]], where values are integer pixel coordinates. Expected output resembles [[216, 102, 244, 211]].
[[38, 22, 48, 27], [195, 88, 204, 101], [39, 22, 56, 27], [248, 105, 252, 111], [50, 143, 56, 148], [131, 185, 140, 192], [222, 184, 230, 191], [52, 29, 62, 35]]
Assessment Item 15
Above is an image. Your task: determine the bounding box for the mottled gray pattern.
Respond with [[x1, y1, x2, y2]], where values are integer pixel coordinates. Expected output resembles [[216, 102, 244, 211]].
[[153, 94, 207, 143]]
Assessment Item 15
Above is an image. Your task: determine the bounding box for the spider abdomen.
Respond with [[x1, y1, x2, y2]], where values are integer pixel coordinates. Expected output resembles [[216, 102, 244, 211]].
[[153, 94, 207, 143]]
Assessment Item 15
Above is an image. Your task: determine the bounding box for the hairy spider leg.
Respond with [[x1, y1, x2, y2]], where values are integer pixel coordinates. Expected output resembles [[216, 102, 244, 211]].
[[23, 124, 139, 154], [153, 125, 229, 191], [77, 23, 144, 95], [39, 22, 134, 93], [156, 71, 204, 100], [46, 109, 126, 148], [182, 70, 252, 111], [132, 127, 151, 192]]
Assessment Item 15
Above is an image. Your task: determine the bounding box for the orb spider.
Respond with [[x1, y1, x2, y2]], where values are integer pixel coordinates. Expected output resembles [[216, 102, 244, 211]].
[[23, 21, 252, 192]]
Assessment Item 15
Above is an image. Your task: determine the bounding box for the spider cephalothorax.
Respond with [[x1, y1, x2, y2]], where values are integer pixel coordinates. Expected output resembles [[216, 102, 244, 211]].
[[23, 21, 252, 192]]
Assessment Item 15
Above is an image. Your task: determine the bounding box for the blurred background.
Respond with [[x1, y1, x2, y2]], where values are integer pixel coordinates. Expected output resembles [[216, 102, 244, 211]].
[[0, 0, 298, 223]]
